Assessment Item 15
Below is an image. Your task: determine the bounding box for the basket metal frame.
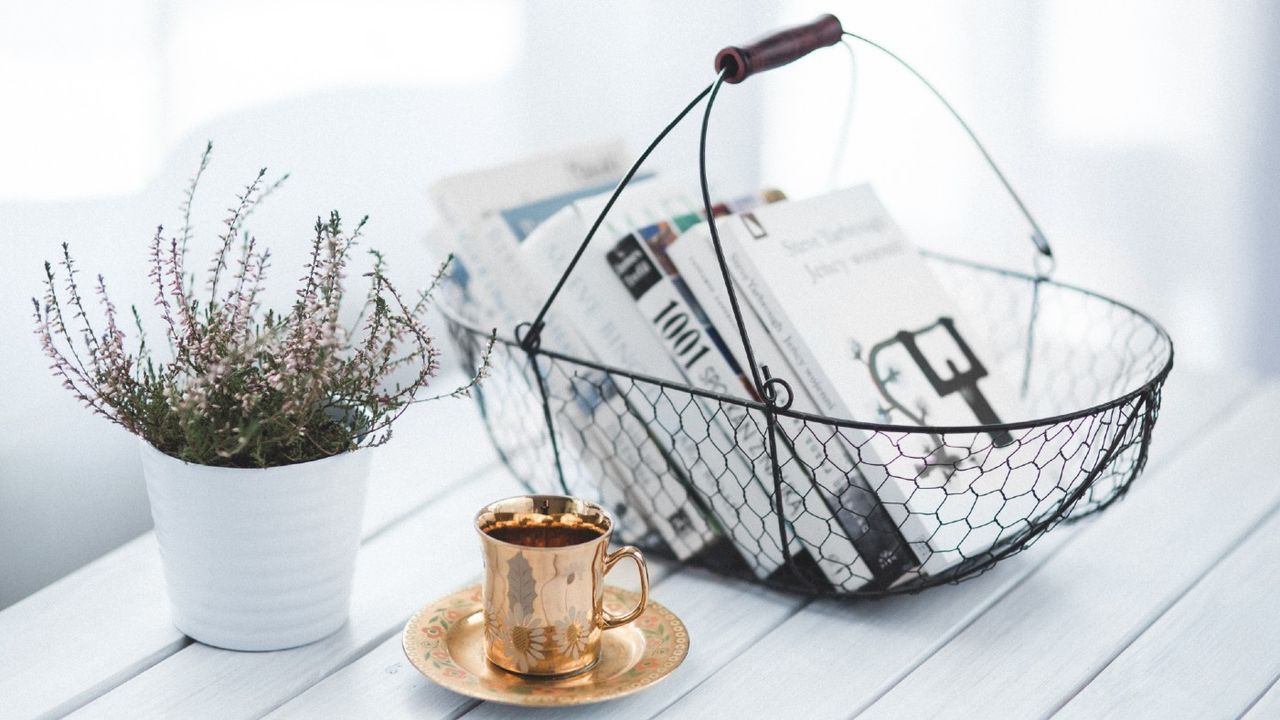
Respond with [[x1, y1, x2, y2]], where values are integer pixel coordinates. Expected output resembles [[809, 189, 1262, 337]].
[[441, 23, 1175, 597]]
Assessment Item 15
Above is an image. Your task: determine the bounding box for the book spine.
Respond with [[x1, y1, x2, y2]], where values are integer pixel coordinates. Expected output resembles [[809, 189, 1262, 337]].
[[640, 220, 899, 592], [507, 216, 731, 558], [529, 212, 727, 562], [670, 230, 920, 589], [534, 258, 755, 572], [606, 229, 801, 580]]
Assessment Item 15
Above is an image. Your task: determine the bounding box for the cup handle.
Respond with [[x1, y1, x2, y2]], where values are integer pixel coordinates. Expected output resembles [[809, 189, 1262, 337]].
[[601, 546, 649, 629]]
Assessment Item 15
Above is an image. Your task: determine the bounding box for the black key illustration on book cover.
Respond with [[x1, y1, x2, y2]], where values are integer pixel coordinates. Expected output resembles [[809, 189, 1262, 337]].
[[868, 317, 1015, 448]]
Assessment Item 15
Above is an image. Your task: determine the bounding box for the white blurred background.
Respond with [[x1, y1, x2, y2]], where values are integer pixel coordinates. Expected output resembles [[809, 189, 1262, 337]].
[[0, 0, 1273, 608]]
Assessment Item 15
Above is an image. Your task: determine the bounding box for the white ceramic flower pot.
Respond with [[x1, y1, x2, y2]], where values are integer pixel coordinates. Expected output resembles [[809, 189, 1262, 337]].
[[139, 440, 371, 651]]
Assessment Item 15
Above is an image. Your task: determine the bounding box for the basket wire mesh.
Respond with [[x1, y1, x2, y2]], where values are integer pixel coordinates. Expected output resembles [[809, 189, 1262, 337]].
[[441, 16, 1174, 597]]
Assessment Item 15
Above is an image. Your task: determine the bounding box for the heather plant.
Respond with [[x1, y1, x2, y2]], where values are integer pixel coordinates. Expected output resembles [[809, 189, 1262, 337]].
[[34, 144, 494, 468]]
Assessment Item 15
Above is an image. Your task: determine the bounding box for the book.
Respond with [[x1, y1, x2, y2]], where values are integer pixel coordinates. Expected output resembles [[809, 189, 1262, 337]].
[[691, 185, 1033, 574], [607, 195, 902, 589], [605, 220, 796, 580], [667, 219, 920, 589], [517, 178, 726, 561], [518, 180, 792, 576]]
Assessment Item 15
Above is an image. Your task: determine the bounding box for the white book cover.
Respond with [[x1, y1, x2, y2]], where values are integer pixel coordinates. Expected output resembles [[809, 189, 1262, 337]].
[[517, 178, 724, 561], [668, 224, 920, 589], [607, 199, 912, 589], [704, 185, 1066, 574]]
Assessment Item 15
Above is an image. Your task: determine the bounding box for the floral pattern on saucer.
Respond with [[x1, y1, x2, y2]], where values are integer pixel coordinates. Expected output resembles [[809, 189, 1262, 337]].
[[402, 585, 688, 706]]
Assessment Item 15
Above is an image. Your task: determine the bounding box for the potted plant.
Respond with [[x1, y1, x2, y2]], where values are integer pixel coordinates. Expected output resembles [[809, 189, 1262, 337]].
[[32, 144, 493, 651]]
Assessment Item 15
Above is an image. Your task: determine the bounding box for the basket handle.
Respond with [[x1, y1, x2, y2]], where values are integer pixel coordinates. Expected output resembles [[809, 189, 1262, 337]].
[[841, 31, 1055, 272], [519, 17, 842, 352], [715, 14, 844, 84], [701, 26, 1058, 405], [520, 15, 1054, 357]]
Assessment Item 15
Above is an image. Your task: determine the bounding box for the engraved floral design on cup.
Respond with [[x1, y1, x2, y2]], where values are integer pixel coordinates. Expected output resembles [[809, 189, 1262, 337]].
[[475, 495, 649, 677], [503, 611, 549, 672], [555, 607, 591, 660]]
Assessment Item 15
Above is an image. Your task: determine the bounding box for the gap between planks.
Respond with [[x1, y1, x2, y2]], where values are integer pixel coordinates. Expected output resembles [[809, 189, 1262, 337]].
[[43, 458, 500, 720], [840, 375, 1264, 719], [1239, 671, 1280, 719], [282, 371, 1256, 720], [639, 372, 1257, 720], [849, 380, 1280, 719], [1047, 498, 1280, 717]]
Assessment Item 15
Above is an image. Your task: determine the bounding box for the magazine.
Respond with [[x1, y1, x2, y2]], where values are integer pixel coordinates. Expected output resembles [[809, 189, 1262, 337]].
[[428, 141, 658, 546], [429, 139, 632, 335]]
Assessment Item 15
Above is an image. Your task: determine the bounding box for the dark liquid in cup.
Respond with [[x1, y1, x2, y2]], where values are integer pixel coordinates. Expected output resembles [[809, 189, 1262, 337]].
[[484, 521, 605, 548]]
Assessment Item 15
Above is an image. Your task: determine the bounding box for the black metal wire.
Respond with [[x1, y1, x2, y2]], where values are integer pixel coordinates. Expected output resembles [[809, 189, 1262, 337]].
[[522, 82, 714, 351], [440, 29, 1174, 598], [840, 32, 1055, 268], [445, 269, 1173, 435], [698, 69, 770, 396], [528, 350, 569, 495], [697, 68, 810, 589], [444, 258, 1172, 597]]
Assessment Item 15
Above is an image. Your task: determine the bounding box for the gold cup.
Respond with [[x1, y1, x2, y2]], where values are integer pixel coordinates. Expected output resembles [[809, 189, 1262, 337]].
[[475, 495, 649, 676]]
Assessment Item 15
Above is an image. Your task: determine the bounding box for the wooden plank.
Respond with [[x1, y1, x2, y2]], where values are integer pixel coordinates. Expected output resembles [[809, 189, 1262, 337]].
[[856, 381, 1280, 719], [0, 364, 1242, 720], [68, 466, 521, 719], [0, 397, 495, 720], [656, 534, 1072, 720], [265, 557, 684, 720], [0, 534, 181, 720], [466, 568, 804, 720], [1243, 678, 1280, 719], [655, 369, 1259, 720], [1053, 502, 1280, 719]]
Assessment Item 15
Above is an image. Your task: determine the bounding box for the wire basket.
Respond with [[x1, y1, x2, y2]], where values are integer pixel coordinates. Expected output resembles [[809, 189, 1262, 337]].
[[440, 15, 1174, 597]]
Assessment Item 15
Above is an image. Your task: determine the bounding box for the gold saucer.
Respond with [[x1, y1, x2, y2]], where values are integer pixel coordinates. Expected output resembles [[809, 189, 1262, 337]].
[[402, 584, 689, 706]]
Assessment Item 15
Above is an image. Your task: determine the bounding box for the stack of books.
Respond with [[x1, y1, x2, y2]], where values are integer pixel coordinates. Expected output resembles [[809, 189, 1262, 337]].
[[430, 141, 1092, 592]]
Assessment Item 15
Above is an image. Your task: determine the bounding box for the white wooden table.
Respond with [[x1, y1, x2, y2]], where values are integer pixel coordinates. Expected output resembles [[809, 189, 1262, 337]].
[[2, 368, 1275, 720]]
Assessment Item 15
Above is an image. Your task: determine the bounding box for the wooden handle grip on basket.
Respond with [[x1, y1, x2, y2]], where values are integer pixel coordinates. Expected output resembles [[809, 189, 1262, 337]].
[[715, 14, 844, 84]]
